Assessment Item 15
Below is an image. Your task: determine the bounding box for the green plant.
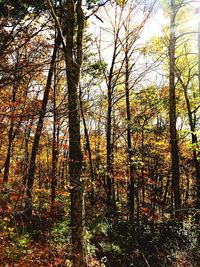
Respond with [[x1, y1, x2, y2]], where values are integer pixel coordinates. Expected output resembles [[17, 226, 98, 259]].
[[50, 218, 70, 247], [0, 216, 32, 263]]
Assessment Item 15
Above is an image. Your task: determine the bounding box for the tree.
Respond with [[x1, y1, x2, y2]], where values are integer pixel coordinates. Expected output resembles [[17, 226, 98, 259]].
[[46, 0, 87, 265], [168, 0, 182, 219], [51, 53, 59, 207], [175, 43, 200, 222], [65, 1, 87, 265], [25, 34, 61, 216], [120, 0, 155, 221]]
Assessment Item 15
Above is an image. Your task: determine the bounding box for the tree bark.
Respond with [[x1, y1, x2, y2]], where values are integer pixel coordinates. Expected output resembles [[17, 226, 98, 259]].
[[51, 58, 58, 207], [106, 45, 118, 215], [24, 35, 60, 217], [64, 1, 87, 266], [169, 1, 181, 219], [106, 87, 115, 212], [3, 87, 16, 183], [124, 48, 135, 221], [80, 89, 95, 207], [3, 122, 14, 183]]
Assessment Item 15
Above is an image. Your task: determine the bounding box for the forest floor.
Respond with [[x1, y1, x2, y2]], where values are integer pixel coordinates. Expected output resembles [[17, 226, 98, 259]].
[[0, 193, 200, 267]]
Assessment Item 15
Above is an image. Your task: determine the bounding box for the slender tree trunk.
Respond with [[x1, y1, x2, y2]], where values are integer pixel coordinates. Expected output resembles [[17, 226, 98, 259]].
[[112, 110, 117, 209], [169, 1, 181, 219], [125, 50, 135, 221], [51, 60, 58, 207], [23, 117, 35, 186], [64, 1, 87, 266], [141, 125, 145, 206], [106, 84, 115, 212], [66, 43, 87, 267], [178, 77, 200, 221], [106, 53, 119, 215], [162, 176, 170, 215], [3, 88, 16, 183], [3, 126, 13, 183], [152, 171, 158, 223], [182, 165, 189, 205], [80, 90, 95, 206], [24, 35, 60, 217], [60, 151, 67, 189]]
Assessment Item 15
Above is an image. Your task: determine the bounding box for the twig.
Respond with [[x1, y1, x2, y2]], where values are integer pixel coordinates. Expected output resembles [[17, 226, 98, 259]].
[[142, 252, 151, 267]]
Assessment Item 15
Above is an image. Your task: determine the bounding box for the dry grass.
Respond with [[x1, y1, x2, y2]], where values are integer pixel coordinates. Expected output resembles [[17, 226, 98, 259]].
[[172, 251, 196, 267]]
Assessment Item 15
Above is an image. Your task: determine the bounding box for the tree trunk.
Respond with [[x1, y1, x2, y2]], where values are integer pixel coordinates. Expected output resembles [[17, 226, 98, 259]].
[[80, 89, 95, 207], [3, 88, 16, 183], [24, 35, 60, 217], [106, 84, 115, 212], [106, 52, 118, 215], [64, 1, 87, 266], [3, 124, 13, 183], [179, 76, 200, 222], [169, 1, 181, 219], [51, 59, 58, 207], [141, 125, 145, 206], [124, 50, 135, 221]]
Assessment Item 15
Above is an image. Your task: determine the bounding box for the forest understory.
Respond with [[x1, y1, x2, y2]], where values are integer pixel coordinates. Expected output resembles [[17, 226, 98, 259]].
[[0, 194, 200, 267]]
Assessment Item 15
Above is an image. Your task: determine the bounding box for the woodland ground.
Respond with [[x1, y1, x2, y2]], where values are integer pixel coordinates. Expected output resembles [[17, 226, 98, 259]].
[[0, 190, 200, 267]]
